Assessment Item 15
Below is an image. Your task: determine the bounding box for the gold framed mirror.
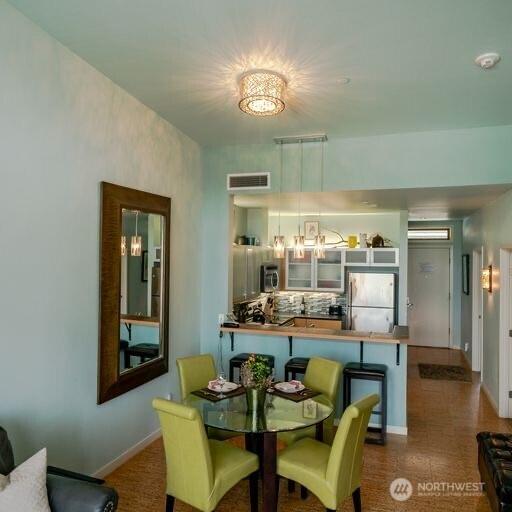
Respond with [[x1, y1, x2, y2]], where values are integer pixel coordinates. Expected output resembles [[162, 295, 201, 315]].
[[98, 182, 170, 404]]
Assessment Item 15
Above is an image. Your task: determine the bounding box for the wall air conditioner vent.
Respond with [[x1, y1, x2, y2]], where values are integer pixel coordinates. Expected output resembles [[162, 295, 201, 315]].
[[227, 172, 270, 191]]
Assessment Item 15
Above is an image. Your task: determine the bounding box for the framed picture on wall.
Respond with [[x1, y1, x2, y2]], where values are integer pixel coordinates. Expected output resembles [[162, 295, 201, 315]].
[[304, 220, 319, 240], [462, 254, 470, 295], [141, 250, 148, 282]]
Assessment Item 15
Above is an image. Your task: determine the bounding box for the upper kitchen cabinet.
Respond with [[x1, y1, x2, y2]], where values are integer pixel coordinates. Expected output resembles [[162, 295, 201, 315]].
[[316, 248, 345, 291], [344, 249, 370, 266], [371, 248, 399, 266], [286, 248, 314, 290], [286, 248, 345, 292], [345, 248, 399, 267], [233, 245, 273, 302]]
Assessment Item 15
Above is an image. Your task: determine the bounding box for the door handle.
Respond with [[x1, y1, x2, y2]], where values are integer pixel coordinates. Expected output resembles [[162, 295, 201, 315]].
[[407, 302, 414, 309]]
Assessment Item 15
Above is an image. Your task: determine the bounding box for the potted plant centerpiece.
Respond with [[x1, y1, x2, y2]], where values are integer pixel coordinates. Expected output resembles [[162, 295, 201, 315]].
[[240, 354, 273, 413]]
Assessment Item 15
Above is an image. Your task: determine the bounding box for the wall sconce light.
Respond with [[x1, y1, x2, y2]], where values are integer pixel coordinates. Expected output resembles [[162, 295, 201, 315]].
[[481, 265, 492, 293]]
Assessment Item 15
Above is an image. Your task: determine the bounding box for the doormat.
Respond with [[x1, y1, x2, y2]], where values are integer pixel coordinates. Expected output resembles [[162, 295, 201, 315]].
[[418, 363, 472, 382]]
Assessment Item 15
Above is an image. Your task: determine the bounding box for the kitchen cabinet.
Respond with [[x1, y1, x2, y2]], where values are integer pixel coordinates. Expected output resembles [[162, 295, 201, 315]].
[[344, 249, 370, 266], [345, 248, 399, 267], [316, 248, 345, 291], [286, 248, 314, 290], [286, 248, 344, 292], [291, 317, 342, 329], [232, 245, 273, 302], [371, 248, 399, 266]]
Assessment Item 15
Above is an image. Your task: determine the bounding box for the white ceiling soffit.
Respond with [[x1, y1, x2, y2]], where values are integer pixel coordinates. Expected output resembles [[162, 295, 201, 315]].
[[233, 184, 512, 220], [8, 0, 512, 146]]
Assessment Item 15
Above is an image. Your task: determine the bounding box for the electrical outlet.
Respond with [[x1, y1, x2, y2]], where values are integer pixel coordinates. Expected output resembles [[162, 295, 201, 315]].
[[464, 343, 469, 352], [218, 313, 225, 325]]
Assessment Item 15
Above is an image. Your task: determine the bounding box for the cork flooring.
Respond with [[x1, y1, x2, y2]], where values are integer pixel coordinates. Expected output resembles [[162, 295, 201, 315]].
[[106, 346, 512, 511]]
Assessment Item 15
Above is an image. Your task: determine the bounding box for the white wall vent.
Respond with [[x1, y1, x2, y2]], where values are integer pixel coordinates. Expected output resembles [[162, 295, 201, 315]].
[[227, 172, 270, 191]]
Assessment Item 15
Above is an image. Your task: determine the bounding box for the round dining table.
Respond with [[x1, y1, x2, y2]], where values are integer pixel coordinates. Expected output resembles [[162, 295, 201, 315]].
[[184, 390, 334, 512]]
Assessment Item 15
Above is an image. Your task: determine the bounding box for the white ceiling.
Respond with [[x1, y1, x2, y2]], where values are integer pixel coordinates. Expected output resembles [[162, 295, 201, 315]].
[[8, 0, 512, 146], [234, 184, 512, 220]]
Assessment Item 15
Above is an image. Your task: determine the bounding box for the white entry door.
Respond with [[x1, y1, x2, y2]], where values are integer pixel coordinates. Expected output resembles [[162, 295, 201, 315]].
[[408, 247, 451, 347]]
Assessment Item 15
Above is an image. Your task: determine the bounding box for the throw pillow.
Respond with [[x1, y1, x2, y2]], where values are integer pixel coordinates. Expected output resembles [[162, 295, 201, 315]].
[[0, 448, 50, 512]]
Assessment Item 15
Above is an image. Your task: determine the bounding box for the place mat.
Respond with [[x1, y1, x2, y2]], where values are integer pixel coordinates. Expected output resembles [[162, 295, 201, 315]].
[[418, 363, 472, 382], [268, 386, 320, 402], [192, 385, 245, 402]]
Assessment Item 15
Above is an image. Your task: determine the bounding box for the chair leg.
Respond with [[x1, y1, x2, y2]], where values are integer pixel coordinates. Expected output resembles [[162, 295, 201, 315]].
[[300, 485, 308, 500], [249, 471, 258, 512], [166, 495, 175, 512], [352, 487, 361, 512], [287, 479, 295, 493], [326, 509, 336, 512]]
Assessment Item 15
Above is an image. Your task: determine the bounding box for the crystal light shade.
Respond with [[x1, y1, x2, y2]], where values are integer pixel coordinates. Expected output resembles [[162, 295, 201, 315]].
[[273, 235, 285, 259], [313, 235, 325, 259], [121, 236, 127, 256], [481, 265, 492, 293], [239, 70, 286, 116], [293, 235, 305, 259], [131, 235, 142, 256]]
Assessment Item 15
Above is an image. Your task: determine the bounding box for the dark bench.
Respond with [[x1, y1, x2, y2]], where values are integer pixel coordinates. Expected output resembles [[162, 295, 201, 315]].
[[477, 432, 512, 512]]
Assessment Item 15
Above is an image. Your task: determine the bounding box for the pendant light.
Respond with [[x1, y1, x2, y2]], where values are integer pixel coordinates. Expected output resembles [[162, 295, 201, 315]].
[[313, 139, 326, 259], [293, 141, 305, 259], [121, 236, 127, 256], [273, 142, 285, 258], [131, 211, 142, 256]]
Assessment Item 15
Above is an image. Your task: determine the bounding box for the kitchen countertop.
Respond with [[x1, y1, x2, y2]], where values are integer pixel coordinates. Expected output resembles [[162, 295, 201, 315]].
[[220, 322, 409, 345]]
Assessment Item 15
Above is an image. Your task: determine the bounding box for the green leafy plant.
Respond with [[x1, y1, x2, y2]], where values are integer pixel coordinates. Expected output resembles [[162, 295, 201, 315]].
[[240, 354, 272, 390]]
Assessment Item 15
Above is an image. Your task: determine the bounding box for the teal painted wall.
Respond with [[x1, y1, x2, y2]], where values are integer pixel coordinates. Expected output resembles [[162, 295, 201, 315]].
[[462, 189, 512, 406], [0, 2, 202, 474]]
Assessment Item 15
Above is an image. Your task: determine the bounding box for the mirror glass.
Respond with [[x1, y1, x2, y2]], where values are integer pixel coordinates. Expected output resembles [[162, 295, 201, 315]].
[[119, 209, 164, 373]]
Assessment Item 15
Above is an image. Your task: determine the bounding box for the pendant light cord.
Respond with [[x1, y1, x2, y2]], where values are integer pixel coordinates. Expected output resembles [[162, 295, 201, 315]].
[[298, 140, 303, 235], [135, 211, 139, 236], [278, 142, 283, 236], [318, 140, 324, 218]]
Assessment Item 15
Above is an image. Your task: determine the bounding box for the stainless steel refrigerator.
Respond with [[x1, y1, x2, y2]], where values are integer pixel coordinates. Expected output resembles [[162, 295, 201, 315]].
[[348, 272, 397, 332]]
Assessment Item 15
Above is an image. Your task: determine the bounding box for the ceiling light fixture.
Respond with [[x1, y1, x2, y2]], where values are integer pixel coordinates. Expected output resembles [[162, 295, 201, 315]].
[[314, 139, 326, 259], [293, 141, 305, 259], [131, 211, 142, 257], [239, 70, 286, 116], [475, 53, 501, 70], [273, 142, 285, 258]]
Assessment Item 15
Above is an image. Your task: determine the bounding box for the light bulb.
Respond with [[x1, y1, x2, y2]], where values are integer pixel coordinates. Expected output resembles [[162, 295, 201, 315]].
[[273, 235, 285, 259], [314, 235, 325, 259], [293, 235, 305, 259], [131, 235, 142, 256]]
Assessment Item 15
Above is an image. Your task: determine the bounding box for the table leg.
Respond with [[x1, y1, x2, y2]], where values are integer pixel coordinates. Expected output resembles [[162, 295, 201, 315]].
[[316, 421, 324, 442], [262, 432, 277, 512]]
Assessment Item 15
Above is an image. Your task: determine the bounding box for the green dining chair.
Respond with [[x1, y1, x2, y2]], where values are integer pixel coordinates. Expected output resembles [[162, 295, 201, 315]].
[[176, 354, 238, 441], [153, 398, 259, 512], [277, 393, 380, 512], [280, 356, 343, 446]]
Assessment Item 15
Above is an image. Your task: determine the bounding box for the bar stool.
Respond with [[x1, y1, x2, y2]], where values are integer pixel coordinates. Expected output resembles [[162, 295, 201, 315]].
[[284, 357, 310, 381], [229, 353, 275, 382], [343, 362, 387, 445]]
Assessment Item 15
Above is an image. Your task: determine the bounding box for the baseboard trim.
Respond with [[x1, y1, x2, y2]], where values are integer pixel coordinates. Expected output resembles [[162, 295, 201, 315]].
[[333, 418, 407, 436], [93, 428, 161, 478], [481, 382, 499, 416]]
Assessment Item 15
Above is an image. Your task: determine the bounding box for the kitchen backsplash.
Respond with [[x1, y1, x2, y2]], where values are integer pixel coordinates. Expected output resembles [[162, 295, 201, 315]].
[[274, 291, 346, 316]]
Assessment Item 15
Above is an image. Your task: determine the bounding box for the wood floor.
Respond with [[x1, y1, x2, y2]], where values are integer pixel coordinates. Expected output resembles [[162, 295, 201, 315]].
[[106, 346, 512, 511]]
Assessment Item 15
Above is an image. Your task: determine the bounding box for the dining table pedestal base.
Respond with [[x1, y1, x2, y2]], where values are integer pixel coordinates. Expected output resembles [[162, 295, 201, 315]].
[[245, 432, 278, 512]]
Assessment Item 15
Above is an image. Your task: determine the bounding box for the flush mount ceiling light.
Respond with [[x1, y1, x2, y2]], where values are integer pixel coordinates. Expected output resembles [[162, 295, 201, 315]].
[[475, 52, 501, 70], [239, 70, 286, 116]]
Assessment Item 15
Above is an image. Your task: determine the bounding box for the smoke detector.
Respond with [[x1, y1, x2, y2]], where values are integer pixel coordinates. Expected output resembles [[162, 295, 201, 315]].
[[475, 53, 501, 70]]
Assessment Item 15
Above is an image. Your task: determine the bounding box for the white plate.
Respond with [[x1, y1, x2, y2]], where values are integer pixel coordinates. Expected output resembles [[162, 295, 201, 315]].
[[208, 381, 238, 393], [275, 381, 305, 394]]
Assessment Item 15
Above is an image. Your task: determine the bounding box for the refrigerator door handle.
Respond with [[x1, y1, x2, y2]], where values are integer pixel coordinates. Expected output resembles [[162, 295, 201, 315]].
[[349, 280, 353, 330]]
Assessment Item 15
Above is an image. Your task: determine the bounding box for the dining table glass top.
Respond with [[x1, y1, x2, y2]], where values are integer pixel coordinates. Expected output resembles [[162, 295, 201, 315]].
[[183, 391, 334, 434]]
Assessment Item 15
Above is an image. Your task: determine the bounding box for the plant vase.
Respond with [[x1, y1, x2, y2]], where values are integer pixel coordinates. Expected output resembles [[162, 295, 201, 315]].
[[245, 387, 267, 413]]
